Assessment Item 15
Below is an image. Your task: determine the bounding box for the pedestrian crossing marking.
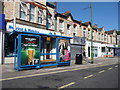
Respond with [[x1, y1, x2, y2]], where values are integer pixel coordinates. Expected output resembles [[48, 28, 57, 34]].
[[84, 75, 93, 79], [98, 70, 105, 73], [58, 82, 75, 89]]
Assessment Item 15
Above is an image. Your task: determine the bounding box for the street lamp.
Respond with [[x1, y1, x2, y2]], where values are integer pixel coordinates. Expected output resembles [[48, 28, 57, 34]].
[[90, 0, 94, 64]]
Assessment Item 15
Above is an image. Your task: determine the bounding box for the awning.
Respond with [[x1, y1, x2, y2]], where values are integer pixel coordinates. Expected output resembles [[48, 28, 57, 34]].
[[10, 30, 73, 39]]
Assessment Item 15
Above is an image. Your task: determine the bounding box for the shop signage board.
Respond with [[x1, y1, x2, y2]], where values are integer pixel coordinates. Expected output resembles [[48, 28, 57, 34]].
[[6, 22, 60, 35], [0, 14, 5, 30]]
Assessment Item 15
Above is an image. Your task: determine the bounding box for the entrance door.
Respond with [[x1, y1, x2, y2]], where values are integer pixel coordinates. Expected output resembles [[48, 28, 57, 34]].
[[88, 47, 90, 57]]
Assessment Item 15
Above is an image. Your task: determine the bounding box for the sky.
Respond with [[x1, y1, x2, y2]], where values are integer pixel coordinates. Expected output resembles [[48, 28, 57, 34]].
[[56, 2, 118, 31]]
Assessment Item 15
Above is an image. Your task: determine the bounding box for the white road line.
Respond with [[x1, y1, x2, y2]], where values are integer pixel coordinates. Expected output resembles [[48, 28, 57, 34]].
[[108, 68, 112, 70], [98, 70, 105, 73], [115, 65, 118, 67], [58, 82, 75, 89], [84, 75, 93, 79], [0, 63, 118, 81]]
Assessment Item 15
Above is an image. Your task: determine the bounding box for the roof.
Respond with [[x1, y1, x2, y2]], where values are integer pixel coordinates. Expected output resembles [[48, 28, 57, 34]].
[[92, 24, 98, 30], [105, 29, 116, 34], [98, 27, 104, 32], [55, 11, 81, 24], [46, 2, 56, 8], [82, 21, 91, 26]]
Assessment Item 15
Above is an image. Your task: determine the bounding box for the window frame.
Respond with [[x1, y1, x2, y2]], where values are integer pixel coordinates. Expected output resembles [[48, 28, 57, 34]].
[[29, 4, 35, 22]]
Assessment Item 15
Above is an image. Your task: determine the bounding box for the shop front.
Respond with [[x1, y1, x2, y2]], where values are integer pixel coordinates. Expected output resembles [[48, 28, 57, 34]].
[[86, 40, 101, 58], [6, 22, 72, 70]]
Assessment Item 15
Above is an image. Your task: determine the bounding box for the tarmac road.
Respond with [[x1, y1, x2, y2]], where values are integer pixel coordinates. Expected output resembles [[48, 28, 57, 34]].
[[2, 64, 118, 89]]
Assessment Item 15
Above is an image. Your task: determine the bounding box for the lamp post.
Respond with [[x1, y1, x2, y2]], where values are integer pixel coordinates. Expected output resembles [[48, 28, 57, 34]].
[[90, 0, 94, 64]]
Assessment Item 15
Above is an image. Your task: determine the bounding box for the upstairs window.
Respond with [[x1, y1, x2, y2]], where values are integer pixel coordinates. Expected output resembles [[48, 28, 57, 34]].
[[59, 20, 64, 29], [83, 30, 86, 37], [38, 8, 44, 24], [88, 29, 90, 39], [110, 36, 112, 43], [29, 4, 35, 22], [98, 33, 101, 40], [67, 24, 71, 34], [47, 15, 52, 29], [101, 34, 104, 41], [92, 31, 94, 39], [74, 24, 77, 33], [104, 35, 107, 41], [20, 2, 27, 20]]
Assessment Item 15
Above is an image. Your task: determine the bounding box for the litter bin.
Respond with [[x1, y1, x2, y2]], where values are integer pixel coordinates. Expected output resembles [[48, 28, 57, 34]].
[[75, 54, 82, 64]]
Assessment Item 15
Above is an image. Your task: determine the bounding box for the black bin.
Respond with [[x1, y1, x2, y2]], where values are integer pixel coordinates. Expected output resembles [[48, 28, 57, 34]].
[[75, 54, 82, 64]]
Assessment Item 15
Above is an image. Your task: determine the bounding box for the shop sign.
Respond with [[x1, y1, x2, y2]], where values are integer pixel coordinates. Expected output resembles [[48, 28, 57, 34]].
[[6, 22, 58, 35], [73, 36, 86, 45], [0, 14, 5, 29], [21, 35, 40, 65]]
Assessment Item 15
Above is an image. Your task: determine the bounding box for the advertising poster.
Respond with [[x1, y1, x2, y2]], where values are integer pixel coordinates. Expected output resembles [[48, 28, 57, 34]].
[[21, 35, 40, 65], [59, 39, 70, 62]]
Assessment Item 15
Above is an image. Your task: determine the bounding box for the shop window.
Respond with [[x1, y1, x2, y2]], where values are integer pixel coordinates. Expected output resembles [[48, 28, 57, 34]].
[[29, 4, 35, 22], [5, 34, 15, 57], [101, 47, 105, 52]]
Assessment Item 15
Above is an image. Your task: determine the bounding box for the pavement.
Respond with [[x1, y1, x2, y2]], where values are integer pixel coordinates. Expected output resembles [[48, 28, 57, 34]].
[[0, 57, 119, 80]]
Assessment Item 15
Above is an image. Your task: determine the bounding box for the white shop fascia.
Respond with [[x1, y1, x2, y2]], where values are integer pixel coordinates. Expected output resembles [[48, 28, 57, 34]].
[[6, 22, 60, 35]]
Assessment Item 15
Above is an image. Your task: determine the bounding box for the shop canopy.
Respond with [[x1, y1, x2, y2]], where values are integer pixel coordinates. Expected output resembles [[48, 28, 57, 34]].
[[10, 30, 73, 39]]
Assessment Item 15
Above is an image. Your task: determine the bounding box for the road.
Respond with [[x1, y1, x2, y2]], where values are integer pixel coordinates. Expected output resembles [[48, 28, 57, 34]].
[[2, 64, 118, 89]]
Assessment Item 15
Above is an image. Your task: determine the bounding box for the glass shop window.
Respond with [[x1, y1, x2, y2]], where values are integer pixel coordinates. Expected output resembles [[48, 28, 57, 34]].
[[5, 34, 15, 57]]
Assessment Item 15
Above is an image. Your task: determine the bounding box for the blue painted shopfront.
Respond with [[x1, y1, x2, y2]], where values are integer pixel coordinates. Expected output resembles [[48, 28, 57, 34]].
[[12, 30, 72, 71]]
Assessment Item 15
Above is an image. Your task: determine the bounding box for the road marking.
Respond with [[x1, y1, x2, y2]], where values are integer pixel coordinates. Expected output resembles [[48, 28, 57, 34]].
[[84, 75, 93, 79], [98, 70, 105, 73], [58, 82, 75, 89], [115, 65, 118, 67], [108, 68, 112, 70], [0, 63, 118, 81]]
